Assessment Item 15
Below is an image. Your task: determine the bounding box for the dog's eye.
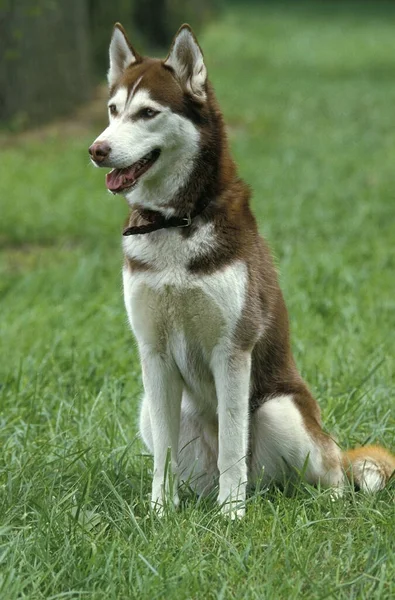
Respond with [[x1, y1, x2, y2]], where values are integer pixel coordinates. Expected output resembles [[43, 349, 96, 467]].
[[139, 108, 159, 119], [109, 104, 117, 116]]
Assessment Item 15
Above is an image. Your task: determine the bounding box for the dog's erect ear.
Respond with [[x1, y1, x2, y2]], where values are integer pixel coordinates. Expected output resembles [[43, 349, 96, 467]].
[[108, 23, 140, 87], [164, 25, 207, 101]]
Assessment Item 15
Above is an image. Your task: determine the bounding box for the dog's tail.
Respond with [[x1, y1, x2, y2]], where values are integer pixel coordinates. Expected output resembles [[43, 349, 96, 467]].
[[342, 445, 395, 492]]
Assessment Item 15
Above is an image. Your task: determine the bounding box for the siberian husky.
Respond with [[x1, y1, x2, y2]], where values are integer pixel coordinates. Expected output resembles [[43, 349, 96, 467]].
[[89, 23, 395, 518]]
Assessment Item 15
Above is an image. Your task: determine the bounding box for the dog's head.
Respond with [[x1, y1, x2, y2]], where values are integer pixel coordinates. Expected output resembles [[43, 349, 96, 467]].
[[89, 24, 209, 212]]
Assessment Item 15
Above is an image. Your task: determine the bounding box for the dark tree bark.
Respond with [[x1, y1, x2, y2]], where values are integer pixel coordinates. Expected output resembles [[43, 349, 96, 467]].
[[0, 0, 220, 129], [0, 0, 91, 127]]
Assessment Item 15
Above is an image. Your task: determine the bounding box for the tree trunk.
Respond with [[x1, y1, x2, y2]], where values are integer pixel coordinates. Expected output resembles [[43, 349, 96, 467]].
[[0, 0, 91, 128]]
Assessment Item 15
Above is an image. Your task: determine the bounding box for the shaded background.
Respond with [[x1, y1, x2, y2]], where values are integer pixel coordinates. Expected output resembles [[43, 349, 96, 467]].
[[0, 0, 219, 128]]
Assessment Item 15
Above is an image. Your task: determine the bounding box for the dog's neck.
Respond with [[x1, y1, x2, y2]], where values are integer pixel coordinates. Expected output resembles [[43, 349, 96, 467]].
[[124, 87, 237, 234], [122, 198, 212, 236]]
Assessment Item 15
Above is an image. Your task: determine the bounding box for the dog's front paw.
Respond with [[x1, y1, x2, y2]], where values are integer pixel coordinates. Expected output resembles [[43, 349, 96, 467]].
[[151, 483, 180, 516], [151, 499, 164, 517], [219, 502, 245, 520], [218, 476, 246, 519], [218, 490, 246, 520]]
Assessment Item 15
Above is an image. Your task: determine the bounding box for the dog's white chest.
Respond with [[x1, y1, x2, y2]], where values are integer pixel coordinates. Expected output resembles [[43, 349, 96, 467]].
[[129, 283, 225, 354], [122, 242, 247, 402]]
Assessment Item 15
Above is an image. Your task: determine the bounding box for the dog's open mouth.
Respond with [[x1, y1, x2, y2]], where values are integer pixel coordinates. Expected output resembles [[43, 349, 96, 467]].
[[105, 149, 161, 193]]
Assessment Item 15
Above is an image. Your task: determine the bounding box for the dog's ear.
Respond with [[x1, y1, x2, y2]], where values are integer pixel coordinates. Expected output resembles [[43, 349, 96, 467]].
[[164, 25, 207, 101], [108, 23, 141, 87]]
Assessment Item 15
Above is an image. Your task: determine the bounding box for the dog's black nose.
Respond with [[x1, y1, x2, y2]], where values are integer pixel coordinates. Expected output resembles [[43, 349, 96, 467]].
[[89, 141, 111, 163]]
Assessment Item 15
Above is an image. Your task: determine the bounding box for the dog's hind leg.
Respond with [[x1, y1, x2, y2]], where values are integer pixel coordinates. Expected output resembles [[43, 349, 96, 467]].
[[249, 394, 344, 492], [178, 410, 219, 497], [140, 394, 218, 497]]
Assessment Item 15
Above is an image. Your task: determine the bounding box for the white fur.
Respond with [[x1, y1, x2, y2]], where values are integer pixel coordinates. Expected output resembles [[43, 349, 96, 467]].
[[123, 221, 216, 281], [165, 27, 207, 101], [213, 349, 250, 517], [108, 27, 137, 87], [250, 395, 325, 485], [354, 459, 385, 493], [123, 228, 250, 516], [107, 87, 128, 115], [250, 395, 344, 492], [251, 396, 344, 491], [92, 87, 200, 214]]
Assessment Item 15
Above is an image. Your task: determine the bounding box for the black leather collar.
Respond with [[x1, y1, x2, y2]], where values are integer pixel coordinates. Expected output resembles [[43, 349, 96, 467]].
[[122, 198, 211, 236]]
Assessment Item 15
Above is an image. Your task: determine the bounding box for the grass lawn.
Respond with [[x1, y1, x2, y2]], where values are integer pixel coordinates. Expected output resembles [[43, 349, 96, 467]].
[[1, 1, 395, 598]]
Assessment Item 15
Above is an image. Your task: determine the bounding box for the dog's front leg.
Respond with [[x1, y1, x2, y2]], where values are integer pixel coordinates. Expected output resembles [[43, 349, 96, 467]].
[[141, 351, 183, 514], [212, 349, 251, 519]]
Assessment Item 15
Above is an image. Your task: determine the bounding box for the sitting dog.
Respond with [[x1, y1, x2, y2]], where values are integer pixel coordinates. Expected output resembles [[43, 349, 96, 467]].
[[89, 23, 395, 518]]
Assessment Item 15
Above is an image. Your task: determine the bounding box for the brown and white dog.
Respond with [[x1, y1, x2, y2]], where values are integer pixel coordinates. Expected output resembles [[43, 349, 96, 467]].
[[89, 24, 395, 518]]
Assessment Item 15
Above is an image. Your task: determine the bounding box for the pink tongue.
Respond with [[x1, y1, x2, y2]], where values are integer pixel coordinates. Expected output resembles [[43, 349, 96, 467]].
[[106, 166, 137, 192]]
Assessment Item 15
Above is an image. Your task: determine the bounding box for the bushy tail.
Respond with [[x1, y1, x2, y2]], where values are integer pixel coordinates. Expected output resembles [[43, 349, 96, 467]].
[[342, 445, 395, 492]]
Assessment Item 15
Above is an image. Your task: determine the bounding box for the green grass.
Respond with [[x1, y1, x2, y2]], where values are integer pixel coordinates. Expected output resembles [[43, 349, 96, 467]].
[[1, 1, 395, 598]]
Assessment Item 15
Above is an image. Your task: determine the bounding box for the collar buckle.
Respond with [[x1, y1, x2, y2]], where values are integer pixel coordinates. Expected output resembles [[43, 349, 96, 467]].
[[177, 213, 192, 228]]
